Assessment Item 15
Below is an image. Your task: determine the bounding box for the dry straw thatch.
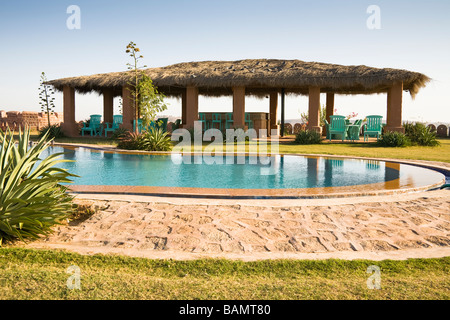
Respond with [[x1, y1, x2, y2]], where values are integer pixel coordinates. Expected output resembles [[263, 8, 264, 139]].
[[47, 59, 430, 98]]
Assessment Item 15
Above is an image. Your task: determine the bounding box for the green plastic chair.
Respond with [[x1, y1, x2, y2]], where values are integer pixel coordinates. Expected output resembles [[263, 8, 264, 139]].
[[245, 113, 253, 129], [364, 115, 383, 142], [172, 119, 182, 131], [347, 119, 364, 141], [156, 118, 168, 132], [81, 114, 102, 136], [328, 115, 347, 141], [225, 113, 234, 129], [210, 113, 222, 131], [104, 115, 123, 137], [199, 113, 208, 131], [133, 119, 143, 133]]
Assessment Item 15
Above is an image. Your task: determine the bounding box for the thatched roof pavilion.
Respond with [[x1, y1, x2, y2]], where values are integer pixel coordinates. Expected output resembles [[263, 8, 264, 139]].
[[48, 59, 430, 137]]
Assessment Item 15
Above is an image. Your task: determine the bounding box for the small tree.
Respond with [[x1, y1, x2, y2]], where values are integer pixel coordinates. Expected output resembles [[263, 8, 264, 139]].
[[300, 105, 327, 126], [125, 41, 167, 133], [39, 72, 56, 127]]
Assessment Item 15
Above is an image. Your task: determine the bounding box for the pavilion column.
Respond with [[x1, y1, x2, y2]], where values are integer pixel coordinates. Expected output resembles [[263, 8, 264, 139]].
[[61, 86, 78, 137], [307, 86, 322, 134], [386, 82, 404, 133], [103, 89, 114, 124], [184, 86, 199, 129], [181, 88, 187, 125], [232, 86, 246, 129], [121, 85, 135, 131], [324, 92, 335, 136], [269, 92, 278, 132]]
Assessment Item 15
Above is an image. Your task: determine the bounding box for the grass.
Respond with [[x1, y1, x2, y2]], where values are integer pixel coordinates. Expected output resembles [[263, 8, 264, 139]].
[[0, 248, 449, 300]]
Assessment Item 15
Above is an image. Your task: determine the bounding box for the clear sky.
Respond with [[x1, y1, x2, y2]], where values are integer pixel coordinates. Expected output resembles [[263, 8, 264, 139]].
[[0, 0, 449, 123]]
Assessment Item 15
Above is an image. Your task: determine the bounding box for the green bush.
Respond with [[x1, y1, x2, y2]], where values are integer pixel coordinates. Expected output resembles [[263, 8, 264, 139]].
[[111, 127, 129, 140], [38, 124, 64, 140], [117, 128, 172, 151], [142, 128, 172, 151], [0, 128, 76, 245], [294, 130, 322, 145], [378, 131, 411, 147], [404, 122, 440, 147]]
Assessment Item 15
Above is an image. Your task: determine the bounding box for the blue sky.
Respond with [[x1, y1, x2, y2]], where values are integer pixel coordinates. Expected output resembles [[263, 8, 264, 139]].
[[0, 0, 449, 122]]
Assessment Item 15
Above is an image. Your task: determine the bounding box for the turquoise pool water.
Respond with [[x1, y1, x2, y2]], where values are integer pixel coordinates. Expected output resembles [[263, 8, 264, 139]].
[[40, 147, 444, 190]]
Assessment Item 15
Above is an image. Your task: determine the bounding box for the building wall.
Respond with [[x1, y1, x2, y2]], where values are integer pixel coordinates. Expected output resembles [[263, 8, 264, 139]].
[[0, 110, 63, 130]]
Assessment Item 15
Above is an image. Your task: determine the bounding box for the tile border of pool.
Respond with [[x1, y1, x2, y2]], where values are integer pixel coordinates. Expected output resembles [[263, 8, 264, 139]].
[[57, 143, 448, 199]]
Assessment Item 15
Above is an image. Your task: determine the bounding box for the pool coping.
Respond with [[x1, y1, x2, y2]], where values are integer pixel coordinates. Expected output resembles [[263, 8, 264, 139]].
[[56, 142, 448, 200]]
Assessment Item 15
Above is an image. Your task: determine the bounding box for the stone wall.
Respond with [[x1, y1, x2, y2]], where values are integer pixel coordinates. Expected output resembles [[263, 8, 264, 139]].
[[0, 110, 63, 130]]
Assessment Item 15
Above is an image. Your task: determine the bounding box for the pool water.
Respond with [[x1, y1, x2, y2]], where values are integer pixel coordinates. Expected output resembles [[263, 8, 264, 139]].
[[40, 147, 444, 191]]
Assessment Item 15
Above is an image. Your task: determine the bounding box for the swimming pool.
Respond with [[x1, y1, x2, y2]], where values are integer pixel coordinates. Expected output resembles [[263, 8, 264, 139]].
[[44, 146, 445, 198]]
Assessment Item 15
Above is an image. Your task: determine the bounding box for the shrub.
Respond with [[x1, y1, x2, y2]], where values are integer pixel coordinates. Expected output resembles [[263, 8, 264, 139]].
[[38, 124, 65, 140], [111, 127, 129, 140], [117, 128, 172, 151], [117, 132, 147, 150], [294, 130, 322, 145], [404, 122, 440, 147], [0, 128, 76, 245], [142, 128, 172, 151], [378, 131, 411, 147]]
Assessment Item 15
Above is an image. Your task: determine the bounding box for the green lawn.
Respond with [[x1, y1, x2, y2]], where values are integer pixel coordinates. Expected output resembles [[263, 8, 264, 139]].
[[0, 248, 448, 300]]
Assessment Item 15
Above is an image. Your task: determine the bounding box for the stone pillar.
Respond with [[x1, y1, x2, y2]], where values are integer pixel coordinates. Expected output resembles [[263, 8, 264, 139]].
[[181, 88, 187, 125], [307, 86, 322, 133], [103, 89, 114, 124], [122, 85, 135, 131], [61, 86, 78, 137], [233, 86, 246, 129], [184, 86, 199, 129], [269, 92, 278, 130], [386, 82, 404, 133]]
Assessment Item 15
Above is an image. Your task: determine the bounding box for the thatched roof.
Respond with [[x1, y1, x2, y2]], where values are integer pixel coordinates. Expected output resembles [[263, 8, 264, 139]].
[[47, 59, 430, 98]]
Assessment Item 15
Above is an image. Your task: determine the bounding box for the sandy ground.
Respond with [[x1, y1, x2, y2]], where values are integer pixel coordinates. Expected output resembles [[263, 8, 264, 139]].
[[25, 189, 450, 261]]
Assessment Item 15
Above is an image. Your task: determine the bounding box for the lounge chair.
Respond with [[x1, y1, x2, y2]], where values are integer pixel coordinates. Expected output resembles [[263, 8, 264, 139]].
[[245, 113, 253, 129], [104, 115, 123, 137], [199, 113, 208, 131], [364, 115, 383, 141], [328, 115, 347, 141], [156, 118, 168, 132], [133, 119, 143, 133], [211, 113, 222, 131], [172, 119, 182, 131], [225, 113, 233, 129], [81, 114, 102, 136]]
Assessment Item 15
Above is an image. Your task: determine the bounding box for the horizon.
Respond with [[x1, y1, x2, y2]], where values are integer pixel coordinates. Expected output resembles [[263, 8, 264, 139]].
[[0, 0, 449, 123]]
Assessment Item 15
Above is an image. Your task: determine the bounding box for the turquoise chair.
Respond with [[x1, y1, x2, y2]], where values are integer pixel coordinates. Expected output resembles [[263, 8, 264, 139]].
[[199, 113, 208, 131], [104, 115, 123, 137], [172, 119, 182, 131], [225, 113, 234, 129], [328, 115, 347, 141], [81, 114, 102, 136], [156, 118, 168, 132], [210, 113, 222, 131], [347, 119, 364, 141], [324, 119, 339, 140], [245, 113, 253, 129], [364, 115, 383, 142], [133, 119, 143, 133]]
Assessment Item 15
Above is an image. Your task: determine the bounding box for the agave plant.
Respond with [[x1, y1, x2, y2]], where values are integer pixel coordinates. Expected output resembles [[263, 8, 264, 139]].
[[142, 127, 172, 151], [0, 127, 77, 245]]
